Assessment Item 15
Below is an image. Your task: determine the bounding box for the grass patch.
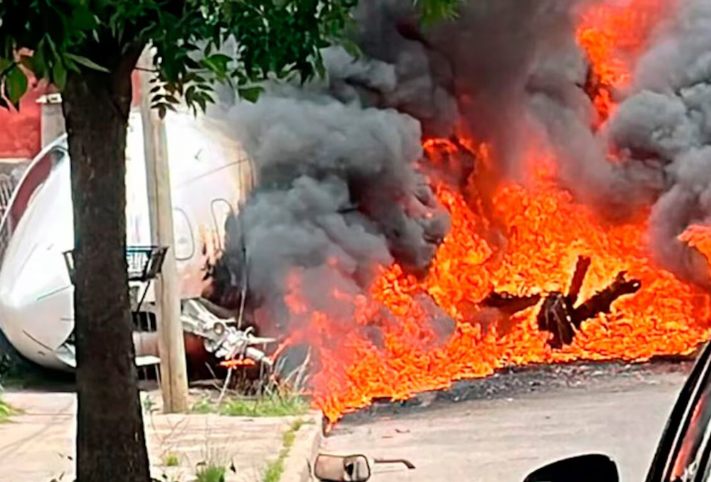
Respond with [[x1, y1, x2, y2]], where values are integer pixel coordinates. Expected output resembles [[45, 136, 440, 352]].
[[191, 398, 215, 414], [195, 462, 227, 482], [282, 419, 305, 448], [142, 394, 158, 414], [193, 355, 312, 419], [262, 419, 305, 482], [0, 400, 12, 423], [192, 393, 309, 418], [193, 452, 235, 482], [0, 398, 15, 422], [221, 394, 308, 417], [262, 459, 283, 482], [163, 452, 180, 467]]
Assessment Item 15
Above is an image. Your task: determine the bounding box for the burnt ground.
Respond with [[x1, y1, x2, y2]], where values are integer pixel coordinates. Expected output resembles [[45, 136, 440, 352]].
[[325, 359, 693, 482], [338, 357, 693, 425]]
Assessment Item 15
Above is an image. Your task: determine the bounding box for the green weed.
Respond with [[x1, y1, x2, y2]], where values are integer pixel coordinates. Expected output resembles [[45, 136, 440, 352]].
[[0, 398, 14, 422], [220, 393, 308, 417], [262, 419, 305, 482], [163, 452, 180, 467], [191, 391, 308, 418], [195, 462, 226, 482]]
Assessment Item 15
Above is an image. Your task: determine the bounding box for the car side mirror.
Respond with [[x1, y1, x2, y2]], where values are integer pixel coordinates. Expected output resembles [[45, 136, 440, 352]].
[[524, 454, 619, 482], [313, 453, 372, 482]]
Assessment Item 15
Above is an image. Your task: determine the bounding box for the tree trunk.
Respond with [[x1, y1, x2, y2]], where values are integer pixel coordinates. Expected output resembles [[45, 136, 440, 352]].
[[62, 52, 150, 482]]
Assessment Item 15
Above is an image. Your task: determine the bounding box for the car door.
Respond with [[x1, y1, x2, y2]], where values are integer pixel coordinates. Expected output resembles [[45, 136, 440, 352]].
[[645, 342, 711, 482]]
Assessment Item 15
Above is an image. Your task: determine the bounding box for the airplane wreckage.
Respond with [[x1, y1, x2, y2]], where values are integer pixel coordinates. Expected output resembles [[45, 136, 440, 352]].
[[0, 109, 272, 373]]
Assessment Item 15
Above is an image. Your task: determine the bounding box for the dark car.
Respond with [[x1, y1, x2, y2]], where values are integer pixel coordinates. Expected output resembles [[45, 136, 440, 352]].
[[524, 342, 711, 482]]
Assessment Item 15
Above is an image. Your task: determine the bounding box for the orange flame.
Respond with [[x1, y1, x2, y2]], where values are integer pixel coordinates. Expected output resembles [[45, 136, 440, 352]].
[[279, 142, 711, 423], [576, 0, 674, 122], [274, 0, 705, 424], [221, 358, 257, 368], [680, 225, 711, 266]]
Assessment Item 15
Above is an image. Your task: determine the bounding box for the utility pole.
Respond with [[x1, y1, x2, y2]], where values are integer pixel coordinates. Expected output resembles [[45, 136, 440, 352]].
[[137, 50, 189, 413]]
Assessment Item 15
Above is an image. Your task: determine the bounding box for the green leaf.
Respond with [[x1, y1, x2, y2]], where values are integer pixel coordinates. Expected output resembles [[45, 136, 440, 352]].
[[71, 6, 98, 30], [202, 53, 231, 75], [238, 86, 263, 103], [64, 53, 109, 73], [0, 59, 12, 74], [416, 0, 459, 26], [196, 94, 207, 112], [341, 38, 361, 59], [53, 62, 67, 90], [32, 45, 47, 78], [5, 66, 28, 106]]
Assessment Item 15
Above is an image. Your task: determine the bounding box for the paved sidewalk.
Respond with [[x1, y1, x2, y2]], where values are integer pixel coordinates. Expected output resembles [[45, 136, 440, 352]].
[[0, 390, 318, 482]]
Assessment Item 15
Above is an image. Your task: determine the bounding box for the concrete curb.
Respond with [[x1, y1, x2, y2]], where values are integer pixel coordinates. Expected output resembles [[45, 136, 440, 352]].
[[282, 411, 324, 482]]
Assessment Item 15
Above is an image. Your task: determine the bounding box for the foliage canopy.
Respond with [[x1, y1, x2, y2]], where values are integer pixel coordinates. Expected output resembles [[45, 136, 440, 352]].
[[0, 0, 459, 115]]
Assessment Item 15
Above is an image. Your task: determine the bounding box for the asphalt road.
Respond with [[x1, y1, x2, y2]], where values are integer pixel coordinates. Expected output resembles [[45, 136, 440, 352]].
[[321, 363, 690, 482]]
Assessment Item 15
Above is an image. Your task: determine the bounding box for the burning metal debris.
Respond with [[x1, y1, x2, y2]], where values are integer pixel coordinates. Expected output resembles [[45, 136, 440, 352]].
[[180, 299, 275, 368], [536, 256, 642, 349]]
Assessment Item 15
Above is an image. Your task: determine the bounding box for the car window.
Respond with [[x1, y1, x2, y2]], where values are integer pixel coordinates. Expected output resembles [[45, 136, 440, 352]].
[[172, 208, 194, 261], [653, 341, 711, 482], [670, 379, 711, 481], [210, 199, 233, 250], [6, 148, 65, 232]]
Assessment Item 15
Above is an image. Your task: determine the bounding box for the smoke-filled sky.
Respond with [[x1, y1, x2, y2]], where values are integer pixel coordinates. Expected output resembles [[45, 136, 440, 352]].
[[208, 0, 711, 338], [533, 0, 711, 288]]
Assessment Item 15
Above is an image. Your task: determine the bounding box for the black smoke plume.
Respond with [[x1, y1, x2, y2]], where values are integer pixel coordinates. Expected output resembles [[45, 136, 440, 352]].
[[209, 0, 711, 345]]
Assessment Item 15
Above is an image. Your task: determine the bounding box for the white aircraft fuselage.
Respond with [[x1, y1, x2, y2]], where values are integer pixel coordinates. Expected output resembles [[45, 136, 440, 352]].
[[0, 109, 252, 370]]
